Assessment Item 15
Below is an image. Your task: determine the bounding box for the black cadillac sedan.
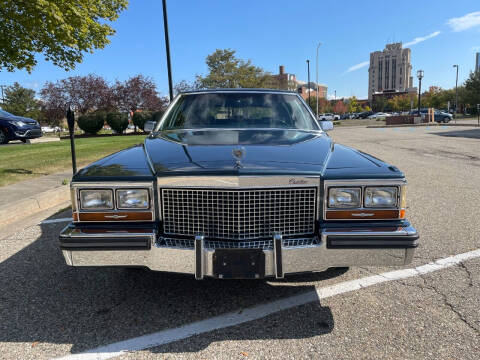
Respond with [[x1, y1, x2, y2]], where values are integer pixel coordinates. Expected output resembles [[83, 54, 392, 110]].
[[0, 108, 42, 144], [60, 89, 418, 279]]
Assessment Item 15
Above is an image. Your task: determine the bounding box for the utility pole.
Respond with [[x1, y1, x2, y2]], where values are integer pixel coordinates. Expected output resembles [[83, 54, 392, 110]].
[[453, 65, 459, 123], [162, 0, 174, 101], [306, 59, 310, 109], [334, 90, 336, 100], [315, 42, 322, 117]]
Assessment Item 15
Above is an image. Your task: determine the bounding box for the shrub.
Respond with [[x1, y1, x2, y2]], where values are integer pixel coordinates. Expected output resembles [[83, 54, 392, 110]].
[[132, 111, 152, 131], [152, 110, 165, 123], [106, 112, 128, 134], [77, 113, 105, 135]]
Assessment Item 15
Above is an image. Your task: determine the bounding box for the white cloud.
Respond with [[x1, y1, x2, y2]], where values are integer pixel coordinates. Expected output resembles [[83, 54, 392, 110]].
[[345, 61, 369, 73], [472, 46, 480, 52], [25, 82, 39, 89], [403, 31, 441, 46], [447, 11, 480, 32], [344, 30, 441, 74], [327, 94, 345, 100]]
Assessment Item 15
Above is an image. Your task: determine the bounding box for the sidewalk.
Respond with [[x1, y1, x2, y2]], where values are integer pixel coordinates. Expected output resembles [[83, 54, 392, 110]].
[[0, 171, 73, 228]]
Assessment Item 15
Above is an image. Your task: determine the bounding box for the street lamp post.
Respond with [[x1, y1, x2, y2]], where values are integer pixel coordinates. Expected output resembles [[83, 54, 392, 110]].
[[315, 42, 322, 117], [453, 65, 459, 123], [417, 70, 424, 116], [162, 0, 174, 101], [306, 60, 311, 109]]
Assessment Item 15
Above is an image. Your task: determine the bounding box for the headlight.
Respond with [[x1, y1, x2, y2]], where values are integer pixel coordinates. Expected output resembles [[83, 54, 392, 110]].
[[8, 120, 26, 127], [364, 187, 397, 207], [116, 189, 149, 209], [79, 189, 113, 210], [328, 188, 361, 208]]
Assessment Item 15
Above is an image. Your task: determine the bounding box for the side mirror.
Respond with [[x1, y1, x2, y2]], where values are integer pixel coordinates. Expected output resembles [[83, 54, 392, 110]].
[[320, 120, 334, 131]]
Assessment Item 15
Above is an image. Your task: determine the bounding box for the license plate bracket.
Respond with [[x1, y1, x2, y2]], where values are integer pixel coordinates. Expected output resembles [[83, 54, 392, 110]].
[[213, 249, 265, 279]]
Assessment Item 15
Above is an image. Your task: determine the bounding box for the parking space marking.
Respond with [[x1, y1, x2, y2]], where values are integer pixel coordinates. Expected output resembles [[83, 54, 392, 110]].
[[55, 248, 480, 360], [41, 217, 72, 224]]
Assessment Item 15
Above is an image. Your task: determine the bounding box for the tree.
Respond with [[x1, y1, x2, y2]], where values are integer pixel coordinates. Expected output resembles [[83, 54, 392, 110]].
[[464, 71, 480, 111], [113, 75, 168, 113], [348, 96, 362, 113], [372, 97, 386, 112], [0, 82, 42, 119], [333, 100, 348, 114], [174, 80, 195, 95], [195, 49, 271, 89], [0, 0, 128, 72]]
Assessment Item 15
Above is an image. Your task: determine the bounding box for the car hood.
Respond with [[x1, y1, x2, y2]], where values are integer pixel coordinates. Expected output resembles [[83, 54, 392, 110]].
[[145, 129, 332, 174]]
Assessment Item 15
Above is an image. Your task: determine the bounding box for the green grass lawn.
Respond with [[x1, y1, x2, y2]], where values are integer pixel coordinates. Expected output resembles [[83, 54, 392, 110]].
[[0, 135, 147, 187]]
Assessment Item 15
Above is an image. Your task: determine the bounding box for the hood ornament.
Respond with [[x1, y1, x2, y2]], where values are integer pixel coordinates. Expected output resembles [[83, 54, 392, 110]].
[[232, 146, 246, 169]]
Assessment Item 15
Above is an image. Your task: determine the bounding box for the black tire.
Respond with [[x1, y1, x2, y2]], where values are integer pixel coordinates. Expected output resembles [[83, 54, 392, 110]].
[[444, 117, 450, 123], [0, 129, 8, 144], [21, 138, 27, 143]]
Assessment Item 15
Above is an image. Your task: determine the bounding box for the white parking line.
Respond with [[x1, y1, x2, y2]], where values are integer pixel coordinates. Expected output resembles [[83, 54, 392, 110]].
[[40, 217, 72, 224], [54, 248, 480, 360]]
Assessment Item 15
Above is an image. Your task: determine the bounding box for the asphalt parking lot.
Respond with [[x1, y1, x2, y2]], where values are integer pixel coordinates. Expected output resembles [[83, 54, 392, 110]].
[[0, 126, 479, 359]]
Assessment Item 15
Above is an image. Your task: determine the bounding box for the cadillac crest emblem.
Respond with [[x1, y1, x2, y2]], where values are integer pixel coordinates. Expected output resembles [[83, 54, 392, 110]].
[[232, 146, 246, 168]]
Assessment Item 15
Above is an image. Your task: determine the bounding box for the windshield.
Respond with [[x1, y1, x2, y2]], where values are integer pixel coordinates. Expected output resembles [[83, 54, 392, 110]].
[[0, 109, 14, 117], [158, 93, 320, 131]]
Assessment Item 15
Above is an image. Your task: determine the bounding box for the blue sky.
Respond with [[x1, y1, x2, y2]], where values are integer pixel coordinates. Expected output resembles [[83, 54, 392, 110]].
[[2, 0, 480, 99]]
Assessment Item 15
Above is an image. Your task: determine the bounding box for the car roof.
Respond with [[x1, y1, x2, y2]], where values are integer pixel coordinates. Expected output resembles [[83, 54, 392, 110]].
[[179, 88, 298, 95]]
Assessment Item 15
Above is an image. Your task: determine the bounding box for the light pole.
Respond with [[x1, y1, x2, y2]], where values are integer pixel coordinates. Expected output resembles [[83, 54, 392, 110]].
[[417, 70, 424, 116], [453, 64, 459, 123], [334, 90, 336, 100], [306, 59, 311, 109], [315, 42, 322, 116], [162, 0, 174, 101]]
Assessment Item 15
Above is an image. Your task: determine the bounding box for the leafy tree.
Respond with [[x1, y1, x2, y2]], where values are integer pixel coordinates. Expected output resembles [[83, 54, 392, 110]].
[[0, 0, 128, 72], [41, 74, 113, 115], [174, 80, 195, 95], [195, 49, 271, 89], [0, 82, 42, 119], [348, 96, 362, 113], [332, 100, 347, 114], [464, 71, 480, 110], [113, 75, 168, 113]]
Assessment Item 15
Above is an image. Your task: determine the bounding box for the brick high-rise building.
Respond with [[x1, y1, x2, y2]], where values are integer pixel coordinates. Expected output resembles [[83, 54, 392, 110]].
[[368, 43, 415, 100]]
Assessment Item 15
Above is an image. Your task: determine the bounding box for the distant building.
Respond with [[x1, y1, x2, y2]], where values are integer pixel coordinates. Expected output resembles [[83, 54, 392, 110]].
[[368, 43, 416, 101], [297, 81, 327, 101], [476, 52, 480, 73], [266, 65, 298, 91], [266, 65, 327, 100]]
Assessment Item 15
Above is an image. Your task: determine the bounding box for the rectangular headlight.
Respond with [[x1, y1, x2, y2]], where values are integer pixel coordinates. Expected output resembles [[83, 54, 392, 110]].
[[328, 187, 361, 208], [79, 189, 113, 210], [116, 189, 149, 209], [364, 187, 397, 207]]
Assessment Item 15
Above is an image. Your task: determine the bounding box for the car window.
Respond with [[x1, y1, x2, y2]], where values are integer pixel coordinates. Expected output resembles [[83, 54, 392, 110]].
[[159, 93, 320, 131]]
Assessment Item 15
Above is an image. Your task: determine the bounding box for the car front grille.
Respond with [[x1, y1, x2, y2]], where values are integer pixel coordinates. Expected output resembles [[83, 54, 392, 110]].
[[161, 188, 317, 240]]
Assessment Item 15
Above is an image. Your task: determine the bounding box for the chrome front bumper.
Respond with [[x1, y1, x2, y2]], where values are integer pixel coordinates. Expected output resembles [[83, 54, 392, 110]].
[[59, 223, 418, 279]]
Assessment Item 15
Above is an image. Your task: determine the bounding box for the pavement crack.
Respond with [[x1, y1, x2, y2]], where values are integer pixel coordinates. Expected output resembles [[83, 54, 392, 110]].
[[458, 262, 474, 287], [418, 273, 479, 334]]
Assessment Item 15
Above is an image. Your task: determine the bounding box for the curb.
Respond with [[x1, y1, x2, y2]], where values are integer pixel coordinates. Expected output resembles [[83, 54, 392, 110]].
[[367, 123, 480, 128], [0, 186, 70, 229]]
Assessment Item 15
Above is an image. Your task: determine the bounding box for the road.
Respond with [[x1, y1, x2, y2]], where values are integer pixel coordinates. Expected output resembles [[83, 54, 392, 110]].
[[0, 126, 479, 359]]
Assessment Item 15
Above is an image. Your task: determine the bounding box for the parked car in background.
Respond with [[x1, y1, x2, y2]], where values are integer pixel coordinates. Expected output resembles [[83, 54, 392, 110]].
[[41, 126, 62, 133], [410, 109, 452, 123], [318, 113, 334, 121], [0, 109, 42, 144], [358, 111, 374, 119], [59, 89, 418, 279], [368, 112, 391, 119]]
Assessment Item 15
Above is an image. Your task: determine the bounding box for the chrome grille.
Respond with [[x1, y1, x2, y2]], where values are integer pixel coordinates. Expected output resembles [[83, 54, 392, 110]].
[[156, 237, 320, 250], [161, 188, 316, 240]]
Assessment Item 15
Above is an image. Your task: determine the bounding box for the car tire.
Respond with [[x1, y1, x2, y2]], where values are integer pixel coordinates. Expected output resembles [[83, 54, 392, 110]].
[[0, 129, 8, 144], [21, 139, 27, 143], [444, 117, 450, 123]]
